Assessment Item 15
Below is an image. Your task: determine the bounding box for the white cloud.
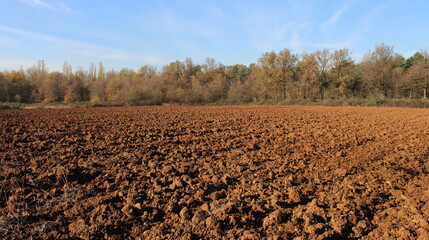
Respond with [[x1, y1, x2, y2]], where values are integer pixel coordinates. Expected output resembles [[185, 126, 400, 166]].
[[18, 0, 79, 14]]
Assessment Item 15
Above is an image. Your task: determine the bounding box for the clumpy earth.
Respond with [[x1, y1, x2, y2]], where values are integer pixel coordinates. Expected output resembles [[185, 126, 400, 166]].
[[1, 106, 428, 239]]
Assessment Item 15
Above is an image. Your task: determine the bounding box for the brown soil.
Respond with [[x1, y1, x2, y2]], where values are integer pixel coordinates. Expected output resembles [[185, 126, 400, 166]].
[[1, 106, 428, 239]]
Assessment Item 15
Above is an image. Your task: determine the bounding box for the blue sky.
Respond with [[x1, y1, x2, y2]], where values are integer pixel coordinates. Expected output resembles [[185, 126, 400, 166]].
[[0, 0, 428, 72]]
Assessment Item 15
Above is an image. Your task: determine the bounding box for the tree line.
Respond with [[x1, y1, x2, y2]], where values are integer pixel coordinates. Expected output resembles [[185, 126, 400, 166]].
[[1, 43, 428, 105]]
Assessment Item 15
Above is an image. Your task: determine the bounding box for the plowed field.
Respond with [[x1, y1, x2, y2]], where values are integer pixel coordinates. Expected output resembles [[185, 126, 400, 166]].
[[1, 106, 429, 239]]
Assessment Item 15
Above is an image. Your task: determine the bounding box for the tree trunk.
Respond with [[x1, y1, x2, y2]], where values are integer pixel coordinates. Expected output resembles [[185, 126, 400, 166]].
[[283, 80, 286, 99], [424, 88, 427, 99]]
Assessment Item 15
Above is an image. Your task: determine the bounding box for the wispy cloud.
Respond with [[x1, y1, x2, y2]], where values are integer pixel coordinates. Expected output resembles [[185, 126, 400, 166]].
[[19, 0, 79, 14], [312, 1, 390, 54], [76, 50, 166, 65], [0, 26, 164, 66], [57, 2, 80, 14], [307, 39, 358, 49], [225, 1, 319, 54], [0, 58, 38, 71], [19, 0, 60, 12], [159, 10, 225, 45], [0, 25, 118, 54], [361, 2, 389, 26], [321, 0, 360, 30], [0, 37, 19, 47], [0, 25, 60, 42], [350, 2, 389, 44], [347, 2, 390, 60], [243, 10, 307, 52], [321, 6, 348, 29]]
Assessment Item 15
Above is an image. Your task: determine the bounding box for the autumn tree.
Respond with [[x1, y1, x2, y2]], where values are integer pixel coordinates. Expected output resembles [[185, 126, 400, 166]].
[[206, 70, 228, 103], [89, 62, 108, 103], [158, 60, 186, 102], [105, 68, 135, 103], [314, 49, 332, 98], [227, 64, 251, 84], [297, 53, 322, 100], [256, 51, 277, 100], [360, 43, 403, 98], [403, 51, 429, 98], [0, 72, 6, 102], [176, 57, 228, 103], [197, 58, 222, 85], [40, 72, 67, 102], [327, 48, 361, 98], [62, 61, 72, 80], [64, 70, 90, 103], [226, 64, 254, 103], [180, 58, 204, 103], [88, 62, 97, 81], [37, 60, 48, 84], [3, 70, 33, 102], [254, 49, 297, 101], [96, 62, 105, 81], [198, 58, 228, 103], [276, 49, 298, 99], [402, 52, 424, 69], [182, 58, 200, 89], [124, 65, 158, 105]]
